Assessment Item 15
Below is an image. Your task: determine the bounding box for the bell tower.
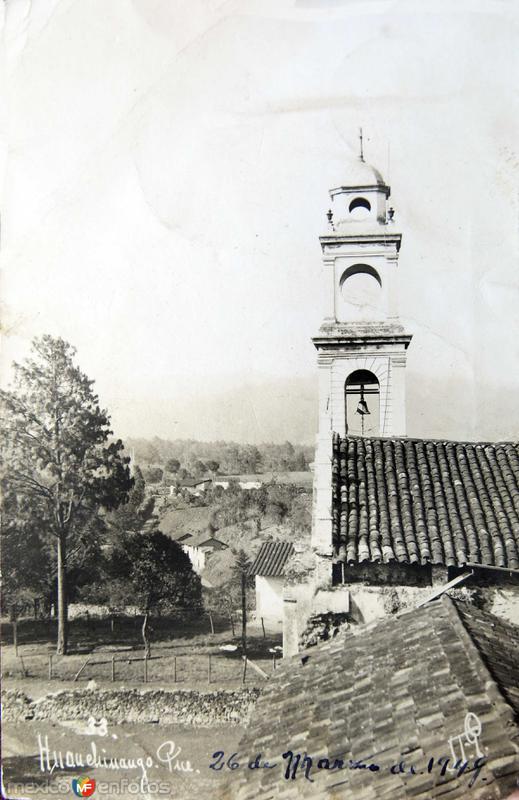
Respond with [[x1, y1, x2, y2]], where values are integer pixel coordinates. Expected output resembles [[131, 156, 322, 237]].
[[311, 143, 412, 554]]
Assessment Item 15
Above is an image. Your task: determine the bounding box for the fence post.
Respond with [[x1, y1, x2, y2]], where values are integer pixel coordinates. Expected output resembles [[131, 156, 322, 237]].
[[48, 654, 53, 680], [143, 654, 148, 683], [208, 654, 212, 684], [261, 617, 266, 639], [73, 658, 91, 682], [242, 656, 247, 684], [111, 656, 115, 682]]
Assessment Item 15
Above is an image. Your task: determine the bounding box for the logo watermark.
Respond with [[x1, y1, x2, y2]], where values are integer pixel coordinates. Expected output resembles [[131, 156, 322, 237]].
[[8, 779, 173, 796], [72, 777, 96, 797]]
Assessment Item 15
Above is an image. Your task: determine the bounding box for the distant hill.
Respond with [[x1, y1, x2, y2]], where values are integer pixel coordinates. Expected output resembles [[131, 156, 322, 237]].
[[110, 376, 319, 445]]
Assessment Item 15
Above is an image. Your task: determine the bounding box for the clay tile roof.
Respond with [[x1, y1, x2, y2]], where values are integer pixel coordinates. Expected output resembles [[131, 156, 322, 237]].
[[179, 478, 212, 487], [332, 434, 519, 569], [454, 602, 519, 718], [249, 541, 295, 577], [232, 597, 519, 800], [186, 531, 227, 548]]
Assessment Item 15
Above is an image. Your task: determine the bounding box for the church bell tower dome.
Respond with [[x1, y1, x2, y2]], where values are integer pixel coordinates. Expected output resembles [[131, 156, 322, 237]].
[[339, 156, 386, 188], [329, 155, 391, 228]]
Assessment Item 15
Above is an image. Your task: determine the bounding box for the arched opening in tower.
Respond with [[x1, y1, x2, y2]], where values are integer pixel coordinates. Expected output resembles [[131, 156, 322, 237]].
[[345, 370, 380, 437], [339, 264, 383, 322]]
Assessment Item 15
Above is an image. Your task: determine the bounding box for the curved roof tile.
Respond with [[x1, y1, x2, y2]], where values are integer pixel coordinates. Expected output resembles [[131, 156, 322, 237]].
[[333, 434, 519, 568]]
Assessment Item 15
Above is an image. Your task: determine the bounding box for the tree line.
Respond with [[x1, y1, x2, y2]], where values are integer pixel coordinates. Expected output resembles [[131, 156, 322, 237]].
[[126, 437, 314, 480]]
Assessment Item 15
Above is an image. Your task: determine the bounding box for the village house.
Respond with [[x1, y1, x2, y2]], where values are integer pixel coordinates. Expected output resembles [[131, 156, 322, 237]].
[[282, 148, 519, 656], [171, 477, 212, 497], [249, 541, 295, 627], [213, 477, 263, 491], [180, 531, 228, 574]]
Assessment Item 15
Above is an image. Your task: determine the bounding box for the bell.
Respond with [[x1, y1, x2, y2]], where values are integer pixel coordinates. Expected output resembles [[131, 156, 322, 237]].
[[356, 398, 370, 415]]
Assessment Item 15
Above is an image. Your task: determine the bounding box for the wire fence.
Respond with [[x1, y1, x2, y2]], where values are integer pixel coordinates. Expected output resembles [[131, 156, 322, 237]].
[[3, 648, 280, 686]]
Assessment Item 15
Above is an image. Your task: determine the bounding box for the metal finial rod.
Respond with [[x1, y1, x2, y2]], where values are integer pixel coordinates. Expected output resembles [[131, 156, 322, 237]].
[[359, 127, 364, 162]]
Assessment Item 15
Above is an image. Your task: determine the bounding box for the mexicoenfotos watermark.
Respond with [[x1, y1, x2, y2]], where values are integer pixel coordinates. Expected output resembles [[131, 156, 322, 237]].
[[8, 778, 173, 796]]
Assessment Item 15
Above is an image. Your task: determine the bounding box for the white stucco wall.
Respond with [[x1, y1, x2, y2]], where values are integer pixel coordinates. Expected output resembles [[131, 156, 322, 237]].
[[487, 588, 519, 625], [183, 545, 206, 574], [256, 575, 285, 623], [347, 584, 519, 627]]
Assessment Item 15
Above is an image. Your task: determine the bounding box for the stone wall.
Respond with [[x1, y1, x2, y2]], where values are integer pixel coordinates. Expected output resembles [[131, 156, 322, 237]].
[[2, 687, 261, 726]]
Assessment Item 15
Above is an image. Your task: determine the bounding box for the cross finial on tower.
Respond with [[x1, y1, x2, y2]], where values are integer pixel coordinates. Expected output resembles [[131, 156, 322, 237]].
[[359, 127, 364, 162]]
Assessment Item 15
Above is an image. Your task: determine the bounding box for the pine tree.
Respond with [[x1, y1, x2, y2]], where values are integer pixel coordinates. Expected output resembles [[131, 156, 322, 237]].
[[0, 336, 133, 654]]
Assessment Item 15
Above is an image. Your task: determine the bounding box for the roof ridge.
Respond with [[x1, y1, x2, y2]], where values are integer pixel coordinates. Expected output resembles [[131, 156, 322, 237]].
[[441, 597, 519, 720], [338, 434, 519, 448]]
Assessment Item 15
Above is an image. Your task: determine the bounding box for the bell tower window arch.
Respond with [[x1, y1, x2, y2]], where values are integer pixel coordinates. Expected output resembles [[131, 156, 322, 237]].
[[345, 369, 380, 436], [339, 263, 382, 289], [348, 196, 371, 219]]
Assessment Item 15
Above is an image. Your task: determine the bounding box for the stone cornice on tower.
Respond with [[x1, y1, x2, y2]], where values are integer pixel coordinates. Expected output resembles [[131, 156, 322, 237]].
[[312, 320, 412, 352], [319, 232, 402, 251], [330, 182, 391, 198]]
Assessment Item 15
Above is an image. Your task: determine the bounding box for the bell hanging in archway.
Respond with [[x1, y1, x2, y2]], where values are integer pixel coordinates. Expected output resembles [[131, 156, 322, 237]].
[[356, 397, 370, 415]]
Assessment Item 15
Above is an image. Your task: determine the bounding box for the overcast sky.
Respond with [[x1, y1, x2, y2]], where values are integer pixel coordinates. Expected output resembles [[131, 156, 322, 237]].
[[2, 0, 519, 444]]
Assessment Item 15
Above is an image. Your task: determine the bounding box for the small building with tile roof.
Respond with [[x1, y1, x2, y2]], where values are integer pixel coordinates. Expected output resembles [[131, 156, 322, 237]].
[[181, 531, 228, 574], [232, 597, 519, 800], [174, 477, 213, 497], [249, 542, 295, 626]]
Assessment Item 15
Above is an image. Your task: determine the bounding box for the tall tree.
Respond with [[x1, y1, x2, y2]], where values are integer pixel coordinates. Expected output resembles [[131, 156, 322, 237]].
[[193, 459, 207, 477], [165, 458, 181, 475], [105, 529, 201, 656], [0, 336, 133, 655], [128, 465, 146, 509], [82, 475, 202, 656], [145, 466, 163, 484], [232, 549, 253, 656]]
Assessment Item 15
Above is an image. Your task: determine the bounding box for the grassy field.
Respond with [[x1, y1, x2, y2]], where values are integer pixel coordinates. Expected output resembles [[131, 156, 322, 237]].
[[1, 613, 282, 688]]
